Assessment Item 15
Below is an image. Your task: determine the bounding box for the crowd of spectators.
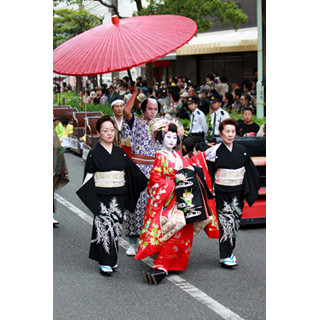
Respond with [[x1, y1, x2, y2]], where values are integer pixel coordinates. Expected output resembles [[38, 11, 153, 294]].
[[72, 71, 265, 142]]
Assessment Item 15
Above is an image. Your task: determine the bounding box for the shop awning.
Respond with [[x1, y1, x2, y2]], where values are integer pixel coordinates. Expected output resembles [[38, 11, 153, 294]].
[[176, 27, 257, 56]]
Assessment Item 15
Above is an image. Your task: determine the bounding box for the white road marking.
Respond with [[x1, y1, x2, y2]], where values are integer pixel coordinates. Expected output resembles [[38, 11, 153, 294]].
[[55, 194, 245, 320]]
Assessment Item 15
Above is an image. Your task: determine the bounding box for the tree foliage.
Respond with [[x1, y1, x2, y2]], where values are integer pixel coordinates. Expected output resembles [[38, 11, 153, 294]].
[[134, 0, 247, 32], [53, 8, 101, 49]]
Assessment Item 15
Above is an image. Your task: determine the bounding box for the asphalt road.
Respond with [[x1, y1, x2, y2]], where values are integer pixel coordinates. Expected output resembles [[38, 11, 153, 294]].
[[53, 152, 266, 320]]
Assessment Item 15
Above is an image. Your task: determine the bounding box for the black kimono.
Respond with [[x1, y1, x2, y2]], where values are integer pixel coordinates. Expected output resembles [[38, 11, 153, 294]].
[[207, 142, 260, 259], [77, 143, 148, 266]]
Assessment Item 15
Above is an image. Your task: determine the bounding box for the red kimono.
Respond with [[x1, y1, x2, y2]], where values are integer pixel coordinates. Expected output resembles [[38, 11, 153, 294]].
[[135, 149, 219, 272]]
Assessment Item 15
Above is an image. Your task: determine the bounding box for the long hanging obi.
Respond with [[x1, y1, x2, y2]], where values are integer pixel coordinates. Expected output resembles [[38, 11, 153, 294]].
[[135, 150, 219, 264]]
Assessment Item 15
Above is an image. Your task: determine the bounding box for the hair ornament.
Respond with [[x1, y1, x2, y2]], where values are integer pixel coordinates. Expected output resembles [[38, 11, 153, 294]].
[[148, 115, 186, 141]]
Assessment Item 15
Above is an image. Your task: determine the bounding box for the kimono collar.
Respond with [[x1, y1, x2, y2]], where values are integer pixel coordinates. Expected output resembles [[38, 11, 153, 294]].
[[223, 142, 233, 152]]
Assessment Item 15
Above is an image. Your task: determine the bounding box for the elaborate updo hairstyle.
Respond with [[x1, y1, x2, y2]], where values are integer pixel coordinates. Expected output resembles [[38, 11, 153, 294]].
[[218, 118, 238, 134], [96, 115, 115, 132], [155, 123, 180, 147]]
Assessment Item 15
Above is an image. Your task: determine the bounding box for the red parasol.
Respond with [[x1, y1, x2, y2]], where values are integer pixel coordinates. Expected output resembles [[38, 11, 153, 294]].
[[53, 15, 197, 77]]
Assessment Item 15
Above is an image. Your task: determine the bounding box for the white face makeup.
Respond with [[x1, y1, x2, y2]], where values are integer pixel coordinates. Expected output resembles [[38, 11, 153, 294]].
[[162, 131, 177, 152]]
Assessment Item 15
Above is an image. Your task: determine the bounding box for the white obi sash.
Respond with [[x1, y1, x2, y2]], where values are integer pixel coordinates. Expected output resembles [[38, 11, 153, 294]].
[[94, 170, 125, 188], [215, 167, 245, 186]]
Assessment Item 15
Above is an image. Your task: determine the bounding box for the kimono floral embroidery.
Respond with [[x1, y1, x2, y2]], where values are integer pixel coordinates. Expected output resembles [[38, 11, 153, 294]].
[[135, 148, 220, 272], [92, 198, 122, 254], [218, 197, 242, 246]]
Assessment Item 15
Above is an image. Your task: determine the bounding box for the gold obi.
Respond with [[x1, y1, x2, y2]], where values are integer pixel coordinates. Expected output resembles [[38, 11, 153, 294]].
[[215, 167, 245, 186], [94, 170, 125, 188]]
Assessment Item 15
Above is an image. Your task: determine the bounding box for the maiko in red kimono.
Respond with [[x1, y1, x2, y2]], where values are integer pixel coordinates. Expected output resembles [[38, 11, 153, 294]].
[[135, 149, 219, 273]]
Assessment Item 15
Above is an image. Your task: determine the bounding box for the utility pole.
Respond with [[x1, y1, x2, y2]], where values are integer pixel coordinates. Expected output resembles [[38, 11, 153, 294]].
[[256, 0, 264, 119]]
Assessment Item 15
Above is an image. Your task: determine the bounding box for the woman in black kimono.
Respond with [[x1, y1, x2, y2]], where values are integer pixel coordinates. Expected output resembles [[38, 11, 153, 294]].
[[77, 115, 148, 275], [206, 118, 260, 268]]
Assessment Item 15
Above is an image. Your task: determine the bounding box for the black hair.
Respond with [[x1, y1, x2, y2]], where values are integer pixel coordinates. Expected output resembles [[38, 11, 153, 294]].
[[243, 81, 252, 92], [243, 106, 254, 114], [234, 88, 241, 97], [220, 76, 227, 83], [120, 82, 129, 90], [182, 137, 196, 154], [225, 92, 234, 105], [194, 142, 209, 152], [242, 93, 251, 102], [155, 123, 181, 147], [96, 115, 115, 132], [171, 92, 180, 103], [60, 116, 69, 125], [205, 72, 214, 81]]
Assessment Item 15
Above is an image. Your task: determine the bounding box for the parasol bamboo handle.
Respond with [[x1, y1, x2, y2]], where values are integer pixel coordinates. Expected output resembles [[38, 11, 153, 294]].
[[127, 69, 134, 87]]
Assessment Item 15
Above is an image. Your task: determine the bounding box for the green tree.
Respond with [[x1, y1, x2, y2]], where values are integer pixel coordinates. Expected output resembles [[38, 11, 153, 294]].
[[134, 0, 247, 32], [53, 8, 102, 92], [53, 8, 101, 49], [132, 0, 247, 86]]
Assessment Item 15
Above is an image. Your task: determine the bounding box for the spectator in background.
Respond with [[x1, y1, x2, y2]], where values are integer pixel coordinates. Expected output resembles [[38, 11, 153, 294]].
[[197, 86, 210, 114], [108, 85, 121, 104], [99, 87, 108, 105], [169, 76, 176, 86], [89, 91, 96, 104], [205, 72, 215, 88], [213, 72, 220, 84], [67, 84, 73, 92], [162, 91, 177, 117], [53, 116, 64, 141], [177, 75, 185, 90], [239, 93, 251, 113], [231, 80, 240, 97], [237, 107, 260, 137], [209, 94, 230, 139], [135, 76, 142, 87], [141, 80, 148, 96], [93, 89, 102, 105], [84, 89, 91, 104], [158, 81, 167, 99], [122, 76, 130, 84], [187, 96, 208, 140], [119, 82, 129, 99], [79, 87, 85, 109], [243, 81, 252, 97], [53, 126, 69, 225], [215, 76, 229, 97], [232, 88, 242, 112], [257, 122, 266, 137], [60, 116, 74, 149], [222, 92, 234, 112], [188, 86, 197, 98], [176, 91, 190, 119]]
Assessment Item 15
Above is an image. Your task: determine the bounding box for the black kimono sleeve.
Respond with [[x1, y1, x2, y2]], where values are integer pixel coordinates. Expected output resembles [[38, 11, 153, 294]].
[[124, 156, 148, 213], [243, 155, 260, 207]]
